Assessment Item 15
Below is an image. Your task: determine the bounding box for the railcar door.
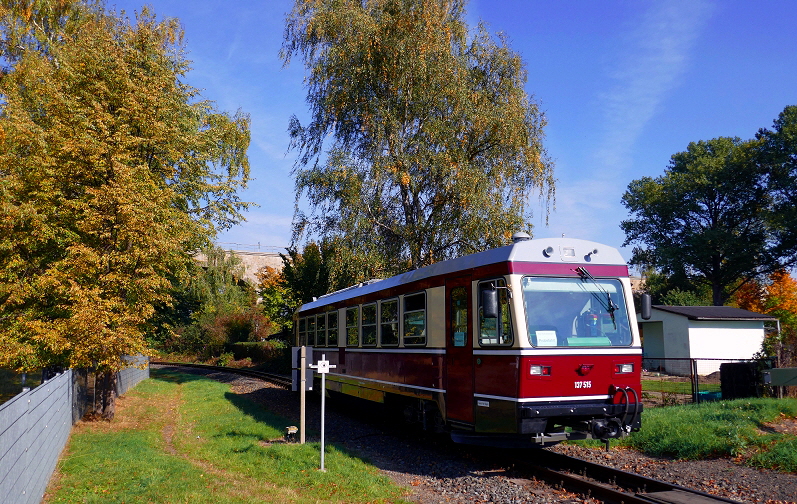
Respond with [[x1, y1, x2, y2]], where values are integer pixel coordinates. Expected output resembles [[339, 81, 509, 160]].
[[445, 275, 474, 425]]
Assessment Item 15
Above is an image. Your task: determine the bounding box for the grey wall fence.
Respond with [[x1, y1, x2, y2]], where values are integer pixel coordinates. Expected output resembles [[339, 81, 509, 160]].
[[642, 357, 776, 406], [0, 357, 149, 504]]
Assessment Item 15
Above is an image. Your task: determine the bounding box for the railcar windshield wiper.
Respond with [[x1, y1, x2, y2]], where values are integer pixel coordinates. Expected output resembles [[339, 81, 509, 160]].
[[575, 266, 618, 329]]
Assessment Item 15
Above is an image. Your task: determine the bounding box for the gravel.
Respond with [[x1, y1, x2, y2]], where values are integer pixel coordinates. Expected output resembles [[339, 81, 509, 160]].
[[157, 366, 797, 503]]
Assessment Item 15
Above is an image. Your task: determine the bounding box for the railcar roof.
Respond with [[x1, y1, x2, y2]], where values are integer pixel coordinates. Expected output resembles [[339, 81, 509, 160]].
[[299, 237, 626, 311]]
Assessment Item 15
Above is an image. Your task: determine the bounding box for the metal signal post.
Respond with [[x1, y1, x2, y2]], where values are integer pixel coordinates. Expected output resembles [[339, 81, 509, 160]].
[[309, 354, 336, 471]]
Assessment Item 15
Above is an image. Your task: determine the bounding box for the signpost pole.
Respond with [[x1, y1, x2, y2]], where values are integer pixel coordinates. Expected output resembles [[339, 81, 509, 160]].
[[300, 346, 306, 444], [320, 369, 326, 471], [309, 354, 335, 472]]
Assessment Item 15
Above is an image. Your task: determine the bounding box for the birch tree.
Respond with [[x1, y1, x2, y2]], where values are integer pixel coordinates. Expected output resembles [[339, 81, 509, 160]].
[[282, 0, 554, 284]]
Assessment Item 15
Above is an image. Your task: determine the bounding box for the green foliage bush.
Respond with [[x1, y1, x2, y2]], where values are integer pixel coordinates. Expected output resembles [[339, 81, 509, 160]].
[[229, 341, 291, 373]]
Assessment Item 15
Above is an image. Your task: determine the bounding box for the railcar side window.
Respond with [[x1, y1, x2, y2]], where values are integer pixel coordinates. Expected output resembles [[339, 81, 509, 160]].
[[403, 292, 426, 346], [362, 303, 377, 346], [478, 279, 513, 346], [451, 287, 468, 347], [298, 317, 307, 346], [317, 313, 327, 347], [308, 316, 317, 346], [346, 307, 359, 346], [380, 299, 399, 346], [328, 311, 339, 347], [522, 277, 632, 347]]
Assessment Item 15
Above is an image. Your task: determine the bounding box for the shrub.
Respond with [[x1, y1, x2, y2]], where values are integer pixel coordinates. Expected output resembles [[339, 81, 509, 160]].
[[229, 340, 291, 373]]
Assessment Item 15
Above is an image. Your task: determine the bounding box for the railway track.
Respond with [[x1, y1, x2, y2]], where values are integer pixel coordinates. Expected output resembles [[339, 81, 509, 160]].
[[152, 361, 293, 389], [517, 449, 742, 504], [152, 361, 742, 503]]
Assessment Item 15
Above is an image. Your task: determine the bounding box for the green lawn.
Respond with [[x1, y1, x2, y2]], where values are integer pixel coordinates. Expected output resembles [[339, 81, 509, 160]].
[[642, 379, 721, 395], [46, 369, 407, 503], [623, 398, 797, 472]]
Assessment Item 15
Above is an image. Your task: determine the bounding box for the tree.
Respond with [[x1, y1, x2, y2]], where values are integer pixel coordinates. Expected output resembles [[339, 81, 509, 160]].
[[756, 106, 797, 265], [735, 270, 797, 366], [621, 137, 775, 306], [0, 2, 250, 418], [163, 247, 267, 358], [281, 0, 554, 283], [257, 241, 334, 334]]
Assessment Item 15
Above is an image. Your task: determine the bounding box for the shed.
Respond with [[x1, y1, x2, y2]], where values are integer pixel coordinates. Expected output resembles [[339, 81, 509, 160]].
[[638, 306, 776, 376]]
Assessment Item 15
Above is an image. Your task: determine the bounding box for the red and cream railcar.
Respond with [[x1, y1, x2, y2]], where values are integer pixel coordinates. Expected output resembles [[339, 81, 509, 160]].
[[294, 236, 642, 446]]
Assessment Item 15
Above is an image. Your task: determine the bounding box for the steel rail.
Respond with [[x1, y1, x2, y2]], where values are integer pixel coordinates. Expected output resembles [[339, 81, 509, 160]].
[[512, 449, 743, 504], [153, 361, 293, 389]]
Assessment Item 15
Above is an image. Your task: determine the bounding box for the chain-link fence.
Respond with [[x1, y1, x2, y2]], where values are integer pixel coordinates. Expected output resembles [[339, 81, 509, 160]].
[[641, 357, 776, 407]]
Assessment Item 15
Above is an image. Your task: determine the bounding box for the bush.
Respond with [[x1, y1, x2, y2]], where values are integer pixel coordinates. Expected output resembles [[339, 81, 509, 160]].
[[229, 341, 291, 373]]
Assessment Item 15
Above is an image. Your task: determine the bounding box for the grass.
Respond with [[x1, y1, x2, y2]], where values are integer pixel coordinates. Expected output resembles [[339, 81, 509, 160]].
[[642, 379, 721, 395], [46, 368, 407, 503], [619, 398, 797, 471]]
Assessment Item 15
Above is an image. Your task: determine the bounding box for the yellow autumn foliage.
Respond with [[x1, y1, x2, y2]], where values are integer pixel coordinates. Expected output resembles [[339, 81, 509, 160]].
[[0, 2, 251, 374]]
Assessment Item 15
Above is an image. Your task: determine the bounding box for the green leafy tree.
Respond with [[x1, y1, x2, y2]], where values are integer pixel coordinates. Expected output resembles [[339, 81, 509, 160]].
[[0, 2, 250, 418], [756, 106, 797, 264], [281, 0, 554, 283], [256, 265, 295, 336], [622, 137, 774, 306], [257, 242, 334, 335]]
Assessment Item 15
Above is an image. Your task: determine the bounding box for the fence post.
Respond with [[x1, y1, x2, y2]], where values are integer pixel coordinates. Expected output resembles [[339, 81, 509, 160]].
[[691, 359, 699, 404]]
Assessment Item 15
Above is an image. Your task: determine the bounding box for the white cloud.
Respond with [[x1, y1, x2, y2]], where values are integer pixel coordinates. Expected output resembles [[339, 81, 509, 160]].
[[597, 0, 714, 170], [545, 1, 714, 258]]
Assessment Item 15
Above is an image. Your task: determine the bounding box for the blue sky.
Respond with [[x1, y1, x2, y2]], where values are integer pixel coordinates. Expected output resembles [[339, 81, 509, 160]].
[[110, 0, 797, 260]]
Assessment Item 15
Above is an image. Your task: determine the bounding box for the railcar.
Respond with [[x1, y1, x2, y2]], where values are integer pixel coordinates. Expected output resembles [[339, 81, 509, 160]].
[[293, 235, 644, 447]]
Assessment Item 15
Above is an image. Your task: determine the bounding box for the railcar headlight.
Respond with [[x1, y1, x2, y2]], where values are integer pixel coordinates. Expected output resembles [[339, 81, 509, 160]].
[[614, 363, 634, 374], [529, 365, 551, 376]]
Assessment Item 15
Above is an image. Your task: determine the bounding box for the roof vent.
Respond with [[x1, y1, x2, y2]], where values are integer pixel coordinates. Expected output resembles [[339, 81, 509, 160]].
[[512, 232, 531, 243]]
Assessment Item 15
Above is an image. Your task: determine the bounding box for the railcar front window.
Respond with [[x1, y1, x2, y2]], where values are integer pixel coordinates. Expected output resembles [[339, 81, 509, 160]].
[[522, 277, 632, 347]]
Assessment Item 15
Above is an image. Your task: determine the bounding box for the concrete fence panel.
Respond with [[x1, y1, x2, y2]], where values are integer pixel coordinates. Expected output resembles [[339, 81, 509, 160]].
[[0, 371, 73, 504], [0, 357, 149, 504]]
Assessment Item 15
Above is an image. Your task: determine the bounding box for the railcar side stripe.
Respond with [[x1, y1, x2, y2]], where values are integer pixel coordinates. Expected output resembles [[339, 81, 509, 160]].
[[474, 393, 611, 403], [327, 373, 445, 393], [473, 348, 642, 356], [343, 348, 445, 354]]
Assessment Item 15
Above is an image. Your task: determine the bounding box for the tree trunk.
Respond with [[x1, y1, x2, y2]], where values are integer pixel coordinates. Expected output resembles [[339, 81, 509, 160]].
[[96, 371, 117, 420]]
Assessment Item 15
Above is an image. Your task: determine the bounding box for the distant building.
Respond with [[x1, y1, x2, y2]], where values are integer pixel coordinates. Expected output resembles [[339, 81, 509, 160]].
[[194, 247, 285, 285], [638, 305, 776, 375]]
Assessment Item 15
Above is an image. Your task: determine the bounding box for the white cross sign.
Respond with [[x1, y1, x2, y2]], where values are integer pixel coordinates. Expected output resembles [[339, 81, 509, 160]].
[[309, 354, 336, 374]]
